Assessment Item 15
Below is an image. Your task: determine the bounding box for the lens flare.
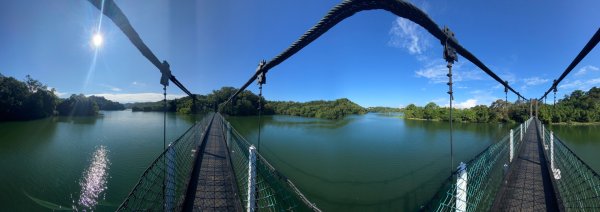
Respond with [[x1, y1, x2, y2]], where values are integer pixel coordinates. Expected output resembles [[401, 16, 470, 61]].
[[92, 33, 103, 48]]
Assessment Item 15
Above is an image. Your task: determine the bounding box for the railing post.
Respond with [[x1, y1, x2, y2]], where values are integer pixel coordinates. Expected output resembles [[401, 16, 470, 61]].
[[520, 124, 523, 141], [510, 129, 514, 162], [550, 131, 562, 179], [550, 131, 557, 174], [542, 125, 547, 150], [456, 162, 467, 212], [227, 122, 232, 145], [247, 145, 257, 212]]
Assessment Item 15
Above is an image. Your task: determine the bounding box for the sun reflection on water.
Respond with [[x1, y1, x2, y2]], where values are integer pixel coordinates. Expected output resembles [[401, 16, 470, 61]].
[[77, 145, 110, 210]]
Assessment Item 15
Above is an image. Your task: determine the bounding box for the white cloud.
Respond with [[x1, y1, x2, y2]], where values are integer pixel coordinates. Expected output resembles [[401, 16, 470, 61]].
[[523, 77, 549, 86], [415, 61, 483, 83], [87, 93, 186, 103], [439, 98, 478, 109], [388, 18, 430, 55], [574, 65, 599, 76], [559, 78, 600, 90], [454, 99, 478, 109]]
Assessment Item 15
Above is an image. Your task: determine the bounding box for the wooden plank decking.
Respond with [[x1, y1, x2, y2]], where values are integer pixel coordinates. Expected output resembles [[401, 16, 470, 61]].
[[183, 115, 243, 212], [492, 121, 559, 211]]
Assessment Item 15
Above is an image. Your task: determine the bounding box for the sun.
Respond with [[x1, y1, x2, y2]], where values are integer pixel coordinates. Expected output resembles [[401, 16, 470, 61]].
[[92, 33, 103, 48]]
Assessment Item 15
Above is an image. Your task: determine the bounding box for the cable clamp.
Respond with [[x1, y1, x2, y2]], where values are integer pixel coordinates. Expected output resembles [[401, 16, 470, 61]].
[[160, 60, 171, 87], [256, 60, 267, 86]]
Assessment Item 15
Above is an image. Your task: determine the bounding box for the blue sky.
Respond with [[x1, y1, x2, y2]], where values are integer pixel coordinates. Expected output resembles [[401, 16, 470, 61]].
[[0, 0, 598, 107]]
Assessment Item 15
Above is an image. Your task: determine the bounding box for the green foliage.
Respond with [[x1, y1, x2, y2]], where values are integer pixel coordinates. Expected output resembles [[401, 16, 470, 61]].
[[128, 87, 366, 120], [367, 106, 403, 113], [541, 87, 600, 124], [56, 94, 99, 116], [403, 87, 600, 124], [130, 100, 175, 112], [472, 105, 490, 123], [0, 74, 58, 121], [88, 96, 125, 110], [267, 98, 366, 120], [423, 102, 440, 120]]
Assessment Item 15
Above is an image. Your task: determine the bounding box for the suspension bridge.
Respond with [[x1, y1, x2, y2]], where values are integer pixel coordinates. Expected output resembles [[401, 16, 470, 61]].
[[86, 0, 600, 211]]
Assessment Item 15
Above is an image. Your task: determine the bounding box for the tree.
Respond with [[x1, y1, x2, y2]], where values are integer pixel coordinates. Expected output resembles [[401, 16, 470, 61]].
[[423, 102, 439, 120], [472, 105, 490, 123], [88, 96, 125, 110], [0, 75, 58, 121], [57, 94, 99, 116]]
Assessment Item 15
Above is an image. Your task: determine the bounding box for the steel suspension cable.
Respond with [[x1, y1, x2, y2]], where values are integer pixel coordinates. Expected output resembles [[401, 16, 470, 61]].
[[162, 85, 167, 211], [442, 27, 458, 174], [225, 0, 526, 104], [540, 28, 600, 100], [87, 0, 194, 97], [255, 61, 266, 153]]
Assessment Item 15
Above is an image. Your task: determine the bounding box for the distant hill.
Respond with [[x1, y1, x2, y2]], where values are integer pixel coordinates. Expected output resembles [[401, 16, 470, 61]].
[[125, 87, 367, 120], [367, 106, 403, 113], [88, 96, 125, 111], [267, 98, 367, 120], [127, 100, 176, 112]]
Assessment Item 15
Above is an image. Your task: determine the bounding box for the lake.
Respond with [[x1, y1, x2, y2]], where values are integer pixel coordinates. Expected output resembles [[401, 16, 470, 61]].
[[0, 110, 204, 211], [0, 111, 598, 211]]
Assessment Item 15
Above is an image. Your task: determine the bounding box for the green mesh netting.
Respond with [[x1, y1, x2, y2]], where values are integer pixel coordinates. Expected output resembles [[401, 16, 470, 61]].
[[540, 121, 600, 210], [218, 113, 321, 212], [117, 113, 214, 211], [429, 119, 530, 211]]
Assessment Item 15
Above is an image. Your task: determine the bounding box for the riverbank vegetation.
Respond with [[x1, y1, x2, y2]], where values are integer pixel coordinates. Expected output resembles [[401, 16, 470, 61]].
[[56, 94, 99, 116], [1, 74, 126, 120], [3, 73, 597, 123], [127, 86, 598, 122], [266, 98, 367, 120], [0, 75, 58, 121], [367, 106, 403, 113], [536, 87, 599, 124], [128, 87, 366, 120], [404, 87, 599, 124]]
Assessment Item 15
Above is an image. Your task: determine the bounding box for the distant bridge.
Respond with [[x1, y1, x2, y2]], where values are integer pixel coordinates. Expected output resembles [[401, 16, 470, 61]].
[[85, 0, 600, 211]]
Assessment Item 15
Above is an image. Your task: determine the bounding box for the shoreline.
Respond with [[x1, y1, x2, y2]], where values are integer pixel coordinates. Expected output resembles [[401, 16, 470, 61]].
[[550, 122, 600, 126]]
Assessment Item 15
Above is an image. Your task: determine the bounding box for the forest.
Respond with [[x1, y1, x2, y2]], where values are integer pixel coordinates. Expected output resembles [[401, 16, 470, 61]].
[[129, 87, 366, 120], [3, 74, 597, 123], [128, 86, 599, 123], [367, 106, 404, 113], [403, 87, 599, 124], [0, 74, 125, 120]]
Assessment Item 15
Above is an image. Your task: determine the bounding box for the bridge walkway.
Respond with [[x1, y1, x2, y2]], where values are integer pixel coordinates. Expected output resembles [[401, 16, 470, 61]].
[[187, 115, 243, 211], [492, 120, 559, 211]]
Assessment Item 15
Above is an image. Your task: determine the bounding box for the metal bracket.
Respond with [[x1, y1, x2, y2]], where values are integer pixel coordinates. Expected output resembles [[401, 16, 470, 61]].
[[442, 26, 458, 101], [256, 60, 267, 86], [160, 60, 171, 87], [442, 26, 458, 64]]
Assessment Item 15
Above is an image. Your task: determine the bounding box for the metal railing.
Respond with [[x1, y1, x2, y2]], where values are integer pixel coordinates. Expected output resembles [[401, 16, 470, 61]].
[[217, 113, 321, 212], [117, 113, 214, 211], [539, 120, 600, 210], [428, 118, 531, 211]]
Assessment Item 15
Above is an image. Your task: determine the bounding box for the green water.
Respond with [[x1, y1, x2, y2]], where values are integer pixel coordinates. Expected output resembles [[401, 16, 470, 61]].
[[0, 112, 598, 211], [227, 114, 600, 211], [0, 110, 204, 211], [548, 124, 600, 173]]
